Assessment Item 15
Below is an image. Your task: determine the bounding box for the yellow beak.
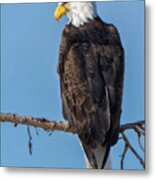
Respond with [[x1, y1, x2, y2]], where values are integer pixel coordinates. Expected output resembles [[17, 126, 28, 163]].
[[54, 5, 69, 21]]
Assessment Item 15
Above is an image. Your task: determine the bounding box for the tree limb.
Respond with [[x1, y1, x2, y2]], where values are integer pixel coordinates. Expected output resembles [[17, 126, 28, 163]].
[[0, 113, 145, 134], [0, 113, 77, 134]]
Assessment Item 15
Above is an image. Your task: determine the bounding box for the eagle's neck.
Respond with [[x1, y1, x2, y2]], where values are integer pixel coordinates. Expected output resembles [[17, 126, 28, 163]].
[[67, 2, 98, 28]]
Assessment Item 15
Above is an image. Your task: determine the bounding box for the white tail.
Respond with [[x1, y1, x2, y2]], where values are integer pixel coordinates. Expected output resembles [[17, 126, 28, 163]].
[[79, 138, 112, 169], [84, 144, 112, 169]]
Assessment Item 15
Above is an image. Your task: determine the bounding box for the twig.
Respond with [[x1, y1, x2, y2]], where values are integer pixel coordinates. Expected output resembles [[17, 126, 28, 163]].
[[120, 132, 145, 169], [120, 141, 129, 169], [119, 120, 145, 133], [134, 126, 145, 152], [27, 126, 33, 155], [119, 119, 145, 169]]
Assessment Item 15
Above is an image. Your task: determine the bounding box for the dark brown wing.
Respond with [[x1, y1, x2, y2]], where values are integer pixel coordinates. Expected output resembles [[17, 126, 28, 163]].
[[99, 25, 124, 145]]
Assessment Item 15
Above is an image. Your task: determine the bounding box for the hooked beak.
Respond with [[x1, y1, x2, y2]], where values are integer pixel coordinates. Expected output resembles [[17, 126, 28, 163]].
[[54, 5, 69, 21]]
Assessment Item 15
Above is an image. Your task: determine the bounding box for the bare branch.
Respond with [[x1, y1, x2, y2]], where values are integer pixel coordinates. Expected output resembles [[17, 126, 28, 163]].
[[0, 113, 77, 134], [134, 126, 145, 152], [119, 119, 145, 169], [119, 120, 145, 133], [120, 141, 129, 169], [0, 113, 145, 134], [27, 126, 33, 155], [120, 132, 145, 168]]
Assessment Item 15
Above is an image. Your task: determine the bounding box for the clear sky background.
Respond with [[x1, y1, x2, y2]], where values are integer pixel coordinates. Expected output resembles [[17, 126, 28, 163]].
[[0, 0, 144, 169]]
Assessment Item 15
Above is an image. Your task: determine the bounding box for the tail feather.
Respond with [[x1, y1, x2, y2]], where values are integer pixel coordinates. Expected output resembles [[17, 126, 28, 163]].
[[83, 143, 111, 169]]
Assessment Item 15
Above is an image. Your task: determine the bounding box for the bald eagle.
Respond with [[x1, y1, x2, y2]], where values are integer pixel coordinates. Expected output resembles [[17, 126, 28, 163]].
[[54, 2, 124, 169]]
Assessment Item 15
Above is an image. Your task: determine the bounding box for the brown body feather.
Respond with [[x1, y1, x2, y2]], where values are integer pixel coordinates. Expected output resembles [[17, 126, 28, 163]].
[[58, 17, 124, 168]]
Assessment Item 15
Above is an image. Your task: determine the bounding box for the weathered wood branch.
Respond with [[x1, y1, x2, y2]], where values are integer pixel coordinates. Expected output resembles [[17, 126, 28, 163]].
[[0, 113, 144, 134], [0, 113, 77, 133]]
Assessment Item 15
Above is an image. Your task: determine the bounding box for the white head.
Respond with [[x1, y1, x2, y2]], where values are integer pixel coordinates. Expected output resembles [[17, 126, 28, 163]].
[[54, 2, 98, 27]]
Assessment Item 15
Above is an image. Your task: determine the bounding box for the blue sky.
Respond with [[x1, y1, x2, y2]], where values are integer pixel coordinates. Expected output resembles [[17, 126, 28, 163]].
[[0, 1, 144, 169]]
